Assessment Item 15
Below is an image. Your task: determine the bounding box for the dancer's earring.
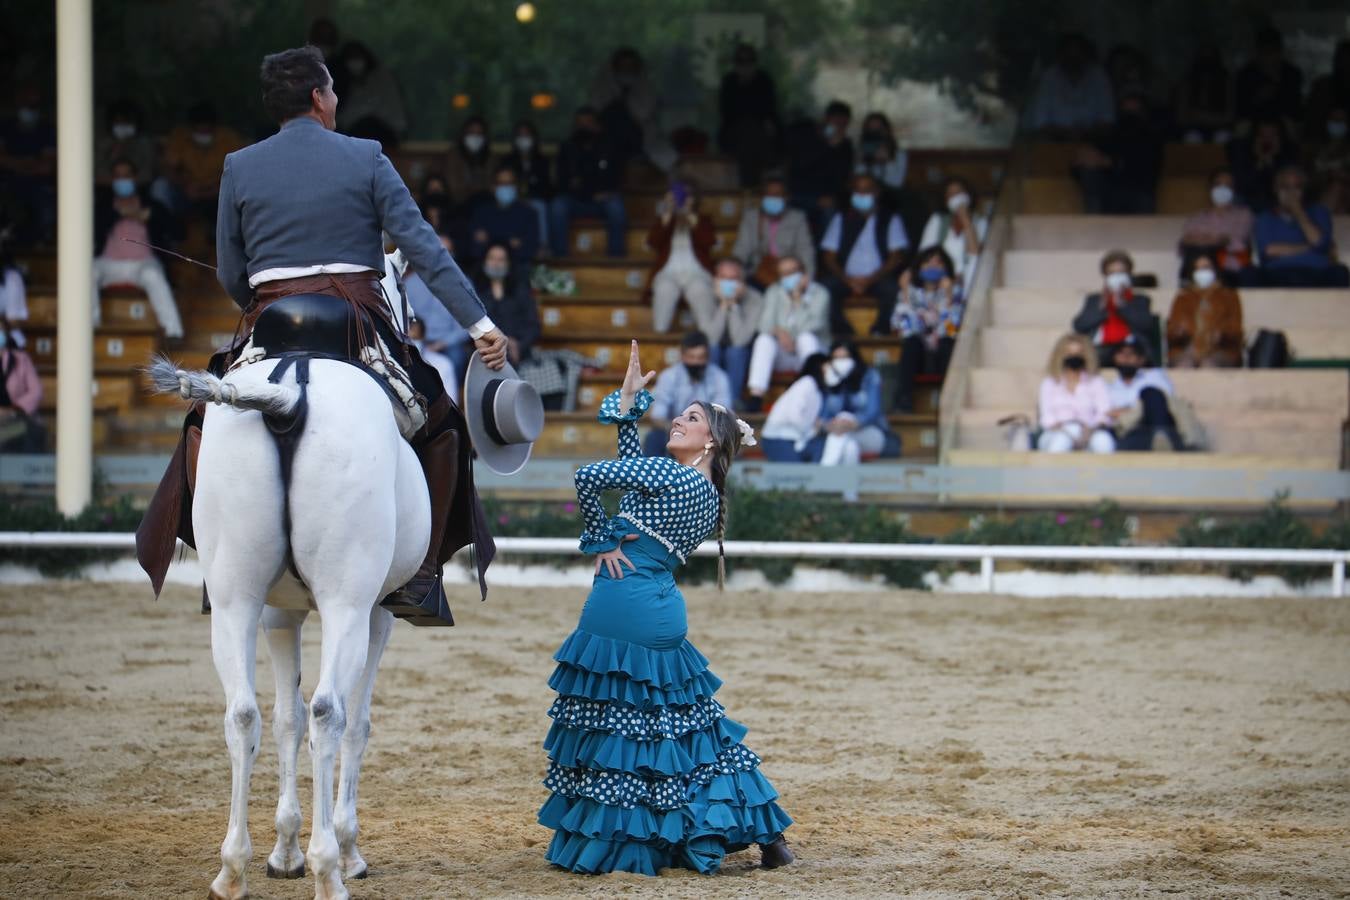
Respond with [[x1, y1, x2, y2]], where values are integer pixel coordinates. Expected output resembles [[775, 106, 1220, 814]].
[[692, 441, 713, 467]]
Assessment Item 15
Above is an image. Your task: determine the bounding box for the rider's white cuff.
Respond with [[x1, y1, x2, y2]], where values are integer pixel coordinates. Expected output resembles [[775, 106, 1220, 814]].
[[468, 316, 496, 340]]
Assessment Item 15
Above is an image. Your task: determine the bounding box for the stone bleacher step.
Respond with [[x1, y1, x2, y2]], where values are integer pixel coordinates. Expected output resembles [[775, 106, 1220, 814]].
[[979, 325, 1350, 368], [36, 373, 138, 414], [25, 325, 160, 371], [563, 224, 736, 261]]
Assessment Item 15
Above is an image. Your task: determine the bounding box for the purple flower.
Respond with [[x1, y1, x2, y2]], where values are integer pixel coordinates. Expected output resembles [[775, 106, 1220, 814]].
[[497, 514, 510, 525], [1055, 513, 1068, 525], [563, 502, 576, 514], [1090, 517, 1102, 529]]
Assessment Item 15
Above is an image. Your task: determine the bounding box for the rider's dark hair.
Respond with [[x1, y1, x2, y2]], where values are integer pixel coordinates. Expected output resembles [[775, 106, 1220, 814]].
[[260, 46, 329, 125]]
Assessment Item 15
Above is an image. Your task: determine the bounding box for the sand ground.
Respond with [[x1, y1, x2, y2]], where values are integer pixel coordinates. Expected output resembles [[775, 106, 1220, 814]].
[[0, 581, 1348, 899]]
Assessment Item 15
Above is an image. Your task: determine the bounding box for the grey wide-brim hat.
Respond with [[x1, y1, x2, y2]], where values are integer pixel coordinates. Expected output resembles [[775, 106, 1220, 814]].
[[463, 351, 545, 476]]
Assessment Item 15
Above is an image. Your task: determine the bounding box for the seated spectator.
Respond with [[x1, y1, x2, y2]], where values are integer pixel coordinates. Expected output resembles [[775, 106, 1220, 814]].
[[1253, 165, 1350, 287], [1305, 40, 1350, 135], [1175, 44, 1234, 143], [705, 257, 764, 402], [334, 41, 407, 146], [403, 231, 470, 379], [418, 173, 455, 236], [819, 172, 908, 335], [0, 316, 42, 452], [163, 102, 244, 227], [471, 243, 540, 367], [1107, 337, 1182, 451], [642, 331, 733, 457], [0, 82, 57, 245], [744, 255, 830, 411], [408, 317, 457, 396], [857, 112, 908, 195], [646, 182, 717, 334], [732, 173, 815, 288], [918, 177, 987, 289], [1235, 25, 1303, 129], [1072, 249, 1153, 366], [469, 165, 540, 263], [548, 106, 627, 258], [891, 246, 963, 412], [93, 159, 183, 339], [1072, 90, 1164, 214], [760, 353, 829, 462], [1024, 33, 1114, 139], [0, 231, 27, 343], [786, 100, 854, 234], [1036, 333, 1116, 454], [718, 43, 781, 188], [1179, 168, 1255, 278], [1308, 106, 1350, 215], [1167, 252, 1244, 368], [95, 100, 156, 188], [819, 338, 899, 468], [501, 120, 553, 254], [1228, 118, 1299, 212], [589, 46, 675, 172], [445, 115, 493, 215]]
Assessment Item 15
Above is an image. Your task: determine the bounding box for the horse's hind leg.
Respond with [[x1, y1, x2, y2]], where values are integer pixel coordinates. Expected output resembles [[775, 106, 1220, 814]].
[[262, 607, 309, 880], [335, 606, 394, 880]]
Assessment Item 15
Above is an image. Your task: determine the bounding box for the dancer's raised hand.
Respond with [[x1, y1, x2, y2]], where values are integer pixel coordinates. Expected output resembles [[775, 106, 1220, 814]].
[[620, 340, 656, 413]]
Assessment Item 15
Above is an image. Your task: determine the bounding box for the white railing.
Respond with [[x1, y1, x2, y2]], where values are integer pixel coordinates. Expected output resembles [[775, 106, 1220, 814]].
[[1, 533, 1344, 596]]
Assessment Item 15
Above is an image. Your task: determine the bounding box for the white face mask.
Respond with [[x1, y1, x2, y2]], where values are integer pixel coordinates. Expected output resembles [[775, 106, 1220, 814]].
[[823, 357, 855, 387], [1210, 185, 1234, 207], [111, 123, 136, 140], [192, 130, 214, 147], [1192, 268, 1216, 289], [1328, 120, 1348, 140], [463, 133, 486, 153], [1105, 271, 1131, 293], [946, 192, 970, 212]]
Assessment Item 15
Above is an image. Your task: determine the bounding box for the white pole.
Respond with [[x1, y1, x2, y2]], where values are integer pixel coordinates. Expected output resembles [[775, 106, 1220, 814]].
[[1334, 559, 1345, 598], [980, 555, 994, 592], [54, 0, 94, 516]]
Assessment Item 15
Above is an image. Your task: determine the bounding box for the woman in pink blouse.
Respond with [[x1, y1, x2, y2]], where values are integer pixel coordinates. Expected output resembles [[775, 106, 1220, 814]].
[[1036, 332, 1116, 453], [0, 317, 43, 451]]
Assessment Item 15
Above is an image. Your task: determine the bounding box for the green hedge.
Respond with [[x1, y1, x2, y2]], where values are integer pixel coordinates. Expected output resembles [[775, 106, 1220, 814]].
[[0, 494, 143, 576]]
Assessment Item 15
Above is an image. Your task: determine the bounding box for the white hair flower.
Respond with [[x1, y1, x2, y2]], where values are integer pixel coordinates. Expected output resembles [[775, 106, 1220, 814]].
[[710, 403, 757, 447]]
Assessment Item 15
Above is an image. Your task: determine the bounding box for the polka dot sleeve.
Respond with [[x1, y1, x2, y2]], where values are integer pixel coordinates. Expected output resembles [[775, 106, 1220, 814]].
[[574, 456, 681, 554], [598, 389, 653, 459]]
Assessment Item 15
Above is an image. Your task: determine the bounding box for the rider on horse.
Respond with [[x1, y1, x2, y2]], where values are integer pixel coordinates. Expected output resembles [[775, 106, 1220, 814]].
[[138, 45, 507, 619]]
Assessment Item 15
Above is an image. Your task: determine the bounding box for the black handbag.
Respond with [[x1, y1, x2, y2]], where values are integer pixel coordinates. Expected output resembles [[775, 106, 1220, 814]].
[[1247, 329, 1289, 368]]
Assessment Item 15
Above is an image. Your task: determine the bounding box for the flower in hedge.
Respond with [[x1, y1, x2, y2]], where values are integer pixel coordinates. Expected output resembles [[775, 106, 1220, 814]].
[[1056, 513, 1068, 525], [498, 514, 510, 525], [563, 502, 576, 514], [1090, 518, 1102, 529]]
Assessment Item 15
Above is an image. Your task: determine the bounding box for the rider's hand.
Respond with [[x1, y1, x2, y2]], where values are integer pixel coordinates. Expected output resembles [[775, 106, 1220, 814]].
[[619, 340, 656, 413], [594, 534, 640, 580], [475, 328, 509, 370]]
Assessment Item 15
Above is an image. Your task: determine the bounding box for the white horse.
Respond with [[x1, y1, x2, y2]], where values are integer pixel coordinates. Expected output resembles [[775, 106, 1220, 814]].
[[149, 350, 429, 900]]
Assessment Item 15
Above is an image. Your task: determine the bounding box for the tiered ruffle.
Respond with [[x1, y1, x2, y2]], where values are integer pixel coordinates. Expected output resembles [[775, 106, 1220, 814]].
[[539, 628, 792, 875]]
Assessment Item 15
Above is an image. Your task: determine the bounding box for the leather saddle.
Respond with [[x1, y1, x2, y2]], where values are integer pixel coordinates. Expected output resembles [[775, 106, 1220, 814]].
[[250, 293, 367, 359]]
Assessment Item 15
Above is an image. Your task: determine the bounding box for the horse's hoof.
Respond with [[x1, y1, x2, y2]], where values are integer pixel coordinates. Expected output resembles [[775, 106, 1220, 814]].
[[265, 861, 305, 879], [350, 865, 368, 880]]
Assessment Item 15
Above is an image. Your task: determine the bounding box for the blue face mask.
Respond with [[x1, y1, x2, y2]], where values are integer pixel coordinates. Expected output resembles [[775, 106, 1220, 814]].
[[716, 278, 740, 299], [494, 184, 518, 206], [112, 178, 136, 198], [851, 192, 875, 213], [761, 196, 785, 216], [780, 271, 803, 292], [920, 266, 946, 285]]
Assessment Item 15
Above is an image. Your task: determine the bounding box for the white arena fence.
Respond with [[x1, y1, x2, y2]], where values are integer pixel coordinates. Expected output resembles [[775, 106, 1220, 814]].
[[0, 533, 1345, 596]]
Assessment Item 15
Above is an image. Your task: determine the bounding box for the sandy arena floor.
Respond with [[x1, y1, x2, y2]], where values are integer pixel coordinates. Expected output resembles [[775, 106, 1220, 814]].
[[0, 580, 1348, 898]]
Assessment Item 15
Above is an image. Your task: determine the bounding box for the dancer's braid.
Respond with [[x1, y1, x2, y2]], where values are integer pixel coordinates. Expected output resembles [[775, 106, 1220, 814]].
[[698, 402, 742, 592]]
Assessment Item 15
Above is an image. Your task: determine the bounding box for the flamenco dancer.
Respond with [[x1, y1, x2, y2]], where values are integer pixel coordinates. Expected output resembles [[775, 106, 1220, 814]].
[[538, 340, 795, 875]]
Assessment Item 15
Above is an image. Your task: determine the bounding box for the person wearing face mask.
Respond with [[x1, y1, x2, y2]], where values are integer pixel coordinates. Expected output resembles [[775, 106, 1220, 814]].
[[743, 255, 830, 412], [0, 316, 43, 453], [819, 172, 908, 335], [0, 234, 27, 348], [857, 112, 908, 192], [92, 158, 184, 339], [588, 46, 676, 173], [445, 115, 495, 215], [332, 40, 407, 147], [1167, 252, 1244, 368], [0, 83, 57, 244], [704, 258, 763, 402], [163, 101, 244, 227], [891, 247, 962, 412], [642, 331, 733, 457], [501, 120, 554, 253], [549, 107, 627, 258], [1035, 333, 1116, 454], [468, 165, 540, 263], [1253, 164, 1350, 287], [646, 180, 718, 334], [1106, 337, 1185, 452], [818, 339, 899, 473], [1072, 249, 1154, 367], [1308, 106, 1350, 215], [785, 100, 854, 235], [95, 100, 157, 188], [718, 43, 781, 187], [1180, 168, 1255, 277], [918, 178, 987, 291], [731, 174, 814, 289], [470, 243, 541, 369], [759, 352, 829, 463]]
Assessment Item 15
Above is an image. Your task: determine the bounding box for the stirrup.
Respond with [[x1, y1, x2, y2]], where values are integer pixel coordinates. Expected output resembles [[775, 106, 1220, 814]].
[[380, 568, 454, 626]]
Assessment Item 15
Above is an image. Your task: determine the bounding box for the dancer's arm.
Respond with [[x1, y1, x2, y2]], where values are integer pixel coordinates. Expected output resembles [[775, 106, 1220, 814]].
[[574, 455, 679, 554], [599, 339, 656, 459]]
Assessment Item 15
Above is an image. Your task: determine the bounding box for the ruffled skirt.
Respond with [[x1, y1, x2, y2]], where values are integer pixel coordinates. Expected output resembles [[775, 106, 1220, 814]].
[[539, 626, 793, 875]]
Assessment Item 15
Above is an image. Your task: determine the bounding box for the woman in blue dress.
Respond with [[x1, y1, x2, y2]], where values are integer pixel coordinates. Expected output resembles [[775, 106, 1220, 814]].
[[538, 340, 795, 875]]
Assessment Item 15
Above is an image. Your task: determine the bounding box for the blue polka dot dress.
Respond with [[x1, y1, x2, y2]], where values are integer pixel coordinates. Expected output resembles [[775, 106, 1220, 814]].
[[538, 389, 793, 876]]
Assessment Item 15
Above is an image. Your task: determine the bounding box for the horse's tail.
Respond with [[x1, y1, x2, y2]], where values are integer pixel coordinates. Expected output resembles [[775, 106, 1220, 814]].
[[144, 355, 301, 420]]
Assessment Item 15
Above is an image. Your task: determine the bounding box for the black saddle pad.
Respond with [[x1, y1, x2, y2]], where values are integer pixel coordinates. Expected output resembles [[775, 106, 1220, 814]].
[[252, 293, 368, 359]]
